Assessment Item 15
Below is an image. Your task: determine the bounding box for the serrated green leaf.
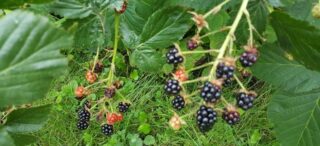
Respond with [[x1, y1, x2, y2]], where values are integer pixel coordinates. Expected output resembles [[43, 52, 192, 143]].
[[252, 43, 320, 92], [48, 0, 92, 19], [131, 49, 165, 73], [165, 0, 223, 13], [0, 128, 14, 146], [270, 11, 320, 71], [0, 0, 53, 9], [268, 90, 320, 146], [138, 6, 192, 49], [5, 105, 52, 133], [0, 10, 72, 107]]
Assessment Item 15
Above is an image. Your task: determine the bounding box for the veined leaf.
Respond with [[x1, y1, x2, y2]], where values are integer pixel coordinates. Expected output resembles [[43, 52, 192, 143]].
[[0, 11, 72, 107], [48, 0, 92, 19], [252, 43, 320, 92], [270, 12, 320, 71], [268, 90, 320, 146], [0, 128, 14, 146], [0, 0, 53, 9], [130, 49, 165, 73]]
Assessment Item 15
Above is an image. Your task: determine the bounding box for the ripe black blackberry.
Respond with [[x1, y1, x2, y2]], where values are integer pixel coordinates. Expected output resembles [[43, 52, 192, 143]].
[[78, 108, 91, 122], [196, 105, 217, 132], [216, 62, 235, 79], [105, 87, 116, 98], [101, 124, 113, 136], [94, 62, 104, 73], [77, 120, 89, 130], [164, 79, 181, 95], [166, 47, 184, 64], [172, 95, 185, 110], [239, 48, 258, 67], [118, 102, 130, 113], [236, 92, 256, 110], [222, 107, 240, 125], [200, 81, 222, 103]]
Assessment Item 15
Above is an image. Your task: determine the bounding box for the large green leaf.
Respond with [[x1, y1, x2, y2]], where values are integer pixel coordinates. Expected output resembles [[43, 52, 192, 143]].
[[130, 49, 165, 73], [138, 6, 192, 49], [47, 0, 93, 19], [0, 11, 72, 107], [0, 128, 14, 146], [9, 133, 37, 146], [270, 11, 320, 71], [5, 105, 52, 133], [165, 0, 223, 13], [252, 43, 320, 92], [0, 0, 53, 9], [268, 90, 320, 146]]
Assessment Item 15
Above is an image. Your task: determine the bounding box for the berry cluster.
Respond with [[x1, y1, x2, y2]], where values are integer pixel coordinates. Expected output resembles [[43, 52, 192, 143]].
[[73, 60, 131, 136]]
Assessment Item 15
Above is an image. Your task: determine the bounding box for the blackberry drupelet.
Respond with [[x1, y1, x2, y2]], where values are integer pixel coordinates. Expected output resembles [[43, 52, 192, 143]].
[[196, 105, 217, 132], [222, 108, 240, 125], [77, 120, 89, 130], [166, 47, 184, 64], [78, 108, 90, 122], [200, 81, 222, 103], [101, 124, 114, 136], [172, 95, 185, 110], [164, 79, 181, 95], [236, 92, 256, 110], [239, 49, 258, 67], [118, 102, 130, 113]]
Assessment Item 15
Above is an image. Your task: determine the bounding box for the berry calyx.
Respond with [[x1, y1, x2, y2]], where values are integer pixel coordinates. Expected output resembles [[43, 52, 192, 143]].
[[101, 124, 114, 136], [222, 106, 240, 125], [166, 47, 184, 65], [239, 47, 258, 67], [93, 61, 104, 73], [115, 0, 127, 14], [169, 113, 186, 130], [118, 102, 130, 113], [77, 120, 89, 130], [104, 86, 116, 98], [174, 68, 188, 82], [172, 95, 185, 110], [164, 79, 182, 95], [75, 86, 87, 100], [236, 91, 257, 110], [200, 80, 222, 103], [86, 71, 97, 84], [196, 105, 217, 132]]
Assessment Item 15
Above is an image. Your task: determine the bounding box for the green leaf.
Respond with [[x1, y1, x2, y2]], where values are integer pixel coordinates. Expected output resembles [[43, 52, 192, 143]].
[[270, 11, 320, 71], [0, 128, 14, 146], [127, 134, 143, 146], [138, 123, 151, 134], [268, 90, 320, 146], [165, 0, 223, 13], [252, 43, 320, 92], [130, 70, 139, 81], [9, 133, 37, 146], [143, 135, 156, 145], [0, 0, 53, 9], [207, 10, 230, 49], [138, 6, 192, 49], [249, 130, 261, 145], [47, 0, 92, 19], [0, 10, 72, 107], [130, 49, 166, 73], [5, 105, 52, 133]]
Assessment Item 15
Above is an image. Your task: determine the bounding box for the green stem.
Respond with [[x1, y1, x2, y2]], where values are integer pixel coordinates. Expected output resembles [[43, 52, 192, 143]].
[[203, 0, 231, 18], [107, 13, 120, 86], [234, 74, 247, 91], [181, 49, 219, 55], [200, 26, 231, 39], [208, 0, 250, 81], [186, 62, 214, 73], [181, 76, 208, 85], [243, 9, 253, 46]]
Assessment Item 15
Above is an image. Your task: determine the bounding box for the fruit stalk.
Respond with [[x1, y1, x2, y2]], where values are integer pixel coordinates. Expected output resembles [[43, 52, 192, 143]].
[[208, 0, 250, 81]]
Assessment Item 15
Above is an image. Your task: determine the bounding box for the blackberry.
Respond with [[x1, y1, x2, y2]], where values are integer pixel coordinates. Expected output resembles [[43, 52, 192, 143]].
[[196, 105, 217, 132], [216, 62, 235, 79], [118, 102, 130, 113], [101, 124, 113, 136], [78, 108, 91, 122], [222, 108, 240, 125], [105, 87, 116, 98], [164, 79, 181, 95], [77, 120, 89, 130], [239, 50, 258, 67], [166, 47, 184, 64], [236, 92, 256, 110], [94, 62, 104, 73], [187, 39, 198, 50], [172, 95, 185, 110], [200, 81, 222, 103]]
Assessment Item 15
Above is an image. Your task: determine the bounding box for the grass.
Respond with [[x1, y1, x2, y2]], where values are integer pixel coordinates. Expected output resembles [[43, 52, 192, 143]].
[[32, 54, 278, 146]]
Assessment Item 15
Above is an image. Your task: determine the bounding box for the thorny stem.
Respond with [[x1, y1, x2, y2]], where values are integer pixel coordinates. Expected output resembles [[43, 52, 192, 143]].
[[107, 13, 120, 86], [91, 46, 100, 72], [186, 62, 214, 73], [181, 49, 219, 55], [243, 9, 254, 47], [208, 0, 250, 81], [200, 26, 231, 39], [234, 74, 247, 91], [181, 76, 208, 85], [203, 0, 231, 18]]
